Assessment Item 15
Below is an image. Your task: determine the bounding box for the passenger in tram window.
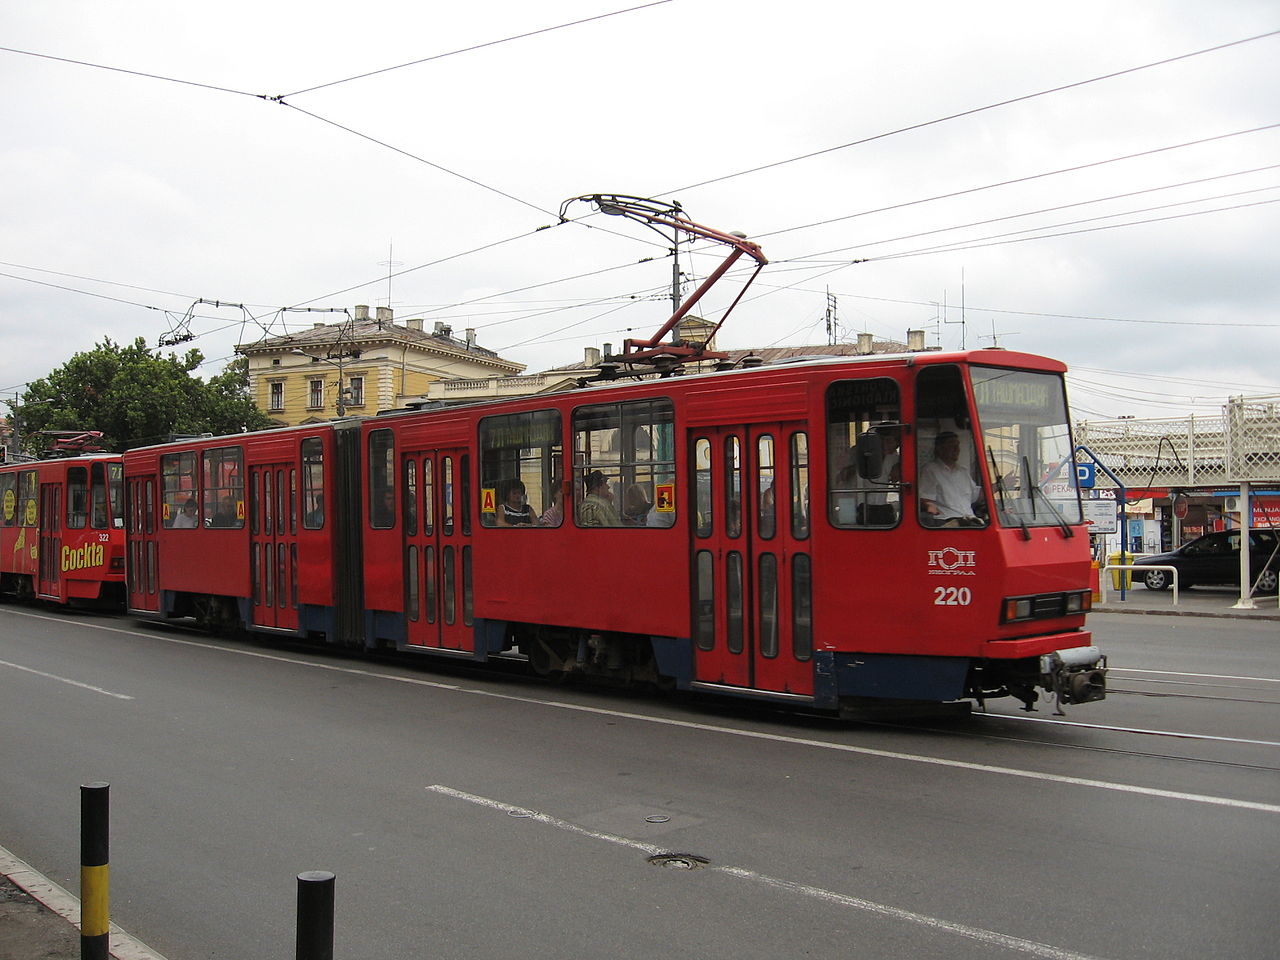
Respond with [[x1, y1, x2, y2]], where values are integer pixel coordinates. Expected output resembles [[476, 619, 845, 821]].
[[497, 478, 534, 526], [304, 495, 324, 529], [622, 483, 652, 525], [538, 486, 563, 527], [919, 431, 984, 526], [172, 498, 199, 529], [372, 489, 396, 528], [864, 425, 902, 524], [212, 495, 240, 528], [577, 470, 620, 527]]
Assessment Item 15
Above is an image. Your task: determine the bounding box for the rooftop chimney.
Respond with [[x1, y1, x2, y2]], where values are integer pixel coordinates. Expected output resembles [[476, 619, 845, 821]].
[[856, 332, 874, 355], [407, 317, 423, 332], [354, 305, 369, 321], [313, 322, 326, 329], [584, 346, 601, 366], [375, 306, 393, 326], [465, 328, 476, 349], [433, 321, 445, 335], [907, 329, 926, 352]]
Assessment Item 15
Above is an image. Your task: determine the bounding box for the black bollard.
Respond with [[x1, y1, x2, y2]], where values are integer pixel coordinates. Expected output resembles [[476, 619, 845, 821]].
[[80, 782, 110, 960], [296, 870, 335, 960]]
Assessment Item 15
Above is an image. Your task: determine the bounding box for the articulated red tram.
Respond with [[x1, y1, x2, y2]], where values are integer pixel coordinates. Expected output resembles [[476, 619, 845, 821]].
[[121, 347, 1107, 716], [0, 454, 127, 604]]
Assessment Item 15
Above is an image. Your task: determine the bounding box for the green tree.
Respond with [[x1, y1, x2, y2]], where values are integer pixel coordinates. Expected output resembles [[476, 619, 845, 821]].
[[13, 338, 272, 453]]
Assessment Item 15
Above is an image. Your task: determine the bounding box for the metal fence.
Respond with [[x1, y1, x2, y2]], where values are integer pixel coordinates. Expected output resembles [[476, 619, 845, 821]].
[[1076, 394, 1280, 488]]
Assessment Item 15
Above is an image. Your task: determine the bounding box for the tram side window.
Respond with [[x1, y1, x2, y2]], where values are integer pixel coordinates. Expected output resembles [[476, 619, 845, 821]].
[[916, 365, 987, 528], [0, 473, 15, 526], [67, 467, 89, 528], [90, 462, 110, 528], [18, 471, 37, 527], [827, 378, 902, 528], [107, 463, 124, 529], [369, 429, 395, 529], [161, 452, 199, 528], [479, 410, 562, 528], [301, 437, 325, 529], [203, 446, 245, 528], [572, 399, 676, 528]]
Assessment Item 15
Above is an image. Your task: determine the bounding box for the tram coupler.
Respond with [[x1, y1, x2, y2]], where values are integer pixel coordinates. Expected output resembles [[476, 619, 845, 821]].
[[1040, 646, 1107, 707]]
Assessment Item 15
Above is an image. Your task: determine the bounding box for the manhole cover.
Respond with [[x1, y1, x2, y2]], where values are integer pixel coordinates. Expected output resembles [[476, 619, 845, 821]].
[[507, 810, 533, 818], [645, 815, 670, 823], [646, 853, 709, 870]]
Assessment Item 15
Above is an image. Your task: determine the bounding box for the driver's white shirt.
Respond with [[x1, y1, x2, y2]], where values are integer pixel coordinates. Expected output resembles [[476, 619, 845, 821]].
[[920, 458, 979, 519]]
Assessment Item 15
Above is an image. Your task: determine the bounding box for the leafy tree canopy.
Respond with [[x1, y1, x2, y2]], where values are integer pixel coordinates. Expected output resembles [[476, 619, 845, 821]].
[[13, 338, 272, 453]]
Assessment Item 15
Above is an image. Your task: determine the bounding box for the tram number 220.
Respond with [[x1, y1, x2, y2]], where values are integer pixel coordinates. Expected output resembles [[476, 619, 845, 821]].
[[933, 586, 972, 606]]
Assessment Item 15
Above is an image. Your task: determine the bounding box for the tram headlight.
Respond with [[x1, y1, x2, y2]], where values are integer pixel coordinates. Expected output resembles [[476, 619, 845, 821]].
[[1001, 590, 1091, 624]]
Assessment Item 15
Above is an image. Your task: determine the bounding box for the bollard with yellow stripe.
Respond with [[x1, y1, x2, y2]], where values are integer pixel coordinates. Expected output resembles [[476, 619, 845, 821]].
[[81, 781, 110, 960]]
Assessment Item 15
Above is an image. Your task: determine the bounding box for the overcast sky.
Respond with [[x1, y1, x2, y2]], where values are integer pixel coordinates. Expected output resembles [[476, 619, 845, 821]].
[[2, 0, 1277, 423]]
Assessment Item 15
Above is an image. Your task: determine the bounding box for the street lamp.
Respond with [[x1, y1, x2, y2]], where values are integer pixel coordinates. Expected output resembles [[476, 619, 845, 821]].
[[290, 348, 359, 417]]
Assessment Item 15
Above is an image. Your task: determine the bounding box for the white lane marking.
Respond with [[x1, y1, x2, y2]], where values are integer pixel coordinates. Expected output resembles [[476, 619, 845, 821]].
[[1112, 668, 1280, 683], [428, 786, 1112, 960], [974, 712, 1280, 747], [7, 607, 1279, 815], [0, 845, 171, 960], [0, 658, 134, 700]]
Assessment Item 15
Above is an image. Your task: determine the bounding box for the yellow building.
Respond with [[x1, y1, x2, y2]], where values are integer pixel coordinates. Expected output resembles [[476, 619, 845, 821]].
[[236, 305, 524, 425]]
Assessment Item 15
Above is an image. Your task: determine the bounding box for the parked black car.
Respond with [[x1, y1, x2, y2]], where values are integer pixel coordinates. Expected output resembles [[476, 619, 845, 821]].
[[1134, 529, 1280, 594]]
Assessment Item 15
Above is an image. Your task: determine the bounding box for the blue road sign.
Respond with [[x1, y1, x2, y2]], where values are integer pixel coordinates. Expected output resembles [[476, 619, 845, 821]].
[[1076, 462, 1096, 488]]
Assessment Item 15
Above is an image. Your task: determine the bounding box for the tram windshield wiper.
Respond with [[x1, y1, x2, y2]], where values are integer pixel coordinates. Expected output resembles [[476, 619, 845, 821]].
[[1023, 455, 1074, 538], [990, 446, 1029, 541]]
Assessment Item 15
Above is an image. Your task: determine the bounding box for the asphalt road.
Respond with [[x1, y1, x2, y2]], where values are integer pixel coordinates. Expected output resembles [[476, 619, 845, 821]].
[[1, 605, 1276, 960]]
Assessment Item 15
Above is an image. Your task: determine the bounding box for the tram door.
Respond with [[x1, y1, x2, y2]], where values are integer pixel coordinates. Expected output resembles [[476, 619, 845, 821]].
[[691, 423, 814, 696], [403, 448, 474, 652], [249, 463, 299, 631], [126, 476, 160, 612], [37, 483, 62, 600]]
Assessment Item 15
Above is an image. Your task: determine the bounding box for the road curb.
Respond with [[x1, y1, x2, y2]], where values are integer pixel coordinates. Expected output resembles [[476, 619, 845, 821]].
[[0, 845, 170, 960], [1092, 606, 1280, 622]]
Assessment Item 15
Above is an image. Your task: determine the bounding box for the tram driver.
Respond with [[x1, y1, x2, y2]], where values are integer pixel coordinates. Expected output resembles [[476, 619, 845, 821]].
[[919, 431, 984, 526]]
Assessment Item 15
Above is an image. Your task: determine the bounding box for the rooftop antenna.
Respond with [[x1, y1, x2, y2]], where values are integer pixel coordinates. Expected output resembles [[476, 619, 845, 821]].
[[824, 288, 838, 346], [942, 269, 968, 349], [377, 242, 404, 311]]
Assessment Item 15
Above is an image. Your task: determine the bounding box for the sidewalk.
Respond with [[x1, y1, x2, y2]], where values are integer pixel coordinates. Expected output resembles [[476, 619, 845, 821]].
[[0, 846, 165, 960], [1093, 583, 1280, 621]]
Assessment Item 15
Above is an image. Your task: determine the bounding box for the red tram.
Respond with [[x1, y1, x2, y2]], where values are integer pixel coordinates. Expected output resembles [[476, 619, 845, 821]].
[[121, 348, 1107, 716], [0, 454, 127, 604]]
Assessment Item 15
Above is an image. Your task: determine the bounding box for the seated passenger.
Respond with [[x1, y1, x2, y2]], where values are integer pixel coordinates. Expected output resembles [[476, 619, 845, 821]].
[[538, 486, 563, 527], [622, 483, 652, 525], [497, 478, 534, 526], [577, 470, 620, 527], [919, 431, 983, 525], [172, 498, 199, 528]]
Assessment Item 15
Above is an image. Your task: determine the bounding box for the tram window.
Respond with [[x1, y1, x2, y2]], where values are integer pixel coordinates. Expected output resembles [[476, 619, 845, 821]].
[[694, 438, 713, 538], [160, 452, 198, 529], [460, 455, 472, 536], [0, 473, 15, 527], [404, 458, 418, 536], [203, 446, 244, 529], [573, 399, 675, 528], [694, 551, 715, 651], [790, 433, 810, 539], [757, 435, 776, 540], [726, 551, 744, 655], [19, 471, 37, 527], [826, 378, 901, 528], [479, 410, 562, 528], [90, 462, 108, 529], [301, 438, 325, 529], [67, 466, 88, 529], [422, 458, 434, 536], [406, 545, 419, 621], [108, 463, 124, 529], [916, 365, 987, 528], [369, 429, 396, 529], [792, 554, 813, 661], [462, 544, 474, 626], [144, 479, 155, 535], [289, 469, 297, 536], [724, 436, 742, 538], [758, 553, 779, 659], [441, 457, 454, 536]]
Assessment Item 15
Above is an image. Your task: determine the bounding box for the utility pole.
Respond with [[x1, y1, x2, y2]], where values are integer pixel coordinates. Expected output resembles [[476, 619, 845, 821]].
[[824, 289, 838, 346]]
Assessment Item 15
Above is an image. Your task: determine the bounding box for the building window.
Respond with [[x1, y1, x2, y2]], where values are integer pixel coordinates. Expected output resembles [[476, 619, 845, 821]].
[[269, 381, 284, 412], [308, 379, 324, 409], [348, 376, 364, 407]]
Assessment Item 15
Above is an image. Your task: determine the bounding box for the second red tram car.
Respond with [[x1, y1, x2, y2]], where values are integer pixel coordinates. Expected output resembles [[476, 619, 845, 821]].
[[121, 349, 1107, 715], [0, 454, 127, 604]]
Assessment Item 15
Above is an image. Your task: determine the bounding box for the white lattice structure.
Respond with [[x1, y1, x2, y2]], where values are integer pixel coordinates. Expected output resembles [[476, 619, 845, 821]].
[[1076, 394, 1280, 488]]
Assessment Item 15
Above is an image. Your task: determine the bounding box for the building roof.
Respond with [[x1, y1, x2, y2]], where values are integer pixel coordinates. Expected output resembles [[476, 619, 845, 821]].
[[237, 317, 524, 374]]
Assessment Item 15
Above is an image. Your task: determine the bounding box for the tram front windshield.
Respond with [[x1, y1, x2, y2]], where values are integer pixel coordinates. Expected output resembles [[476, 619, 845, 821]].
[[970, 366, 1082, 528]]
